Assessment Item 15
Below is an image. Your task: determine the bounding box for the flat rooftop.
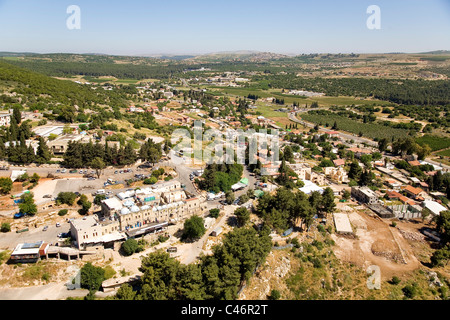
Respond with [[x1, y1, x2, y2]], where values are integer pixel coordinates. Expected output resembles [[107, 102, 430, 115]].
[[12, 241, 47, 256], [333, 213, 353, 234], [70, 215, 98, 230]]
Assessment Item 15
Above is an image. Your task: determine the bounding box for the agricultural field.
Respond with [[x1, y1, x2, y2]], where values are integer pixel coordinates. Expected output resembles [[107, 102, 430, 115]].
[[300, 112, 412, 141], [416, 135, 450, 152], [436, 149, 450, 158]]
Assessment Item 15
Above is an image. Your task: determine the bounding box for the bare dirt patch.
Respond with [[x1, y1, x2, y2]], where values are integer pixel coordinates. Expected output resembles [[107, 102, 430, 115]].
[[331, 209, 421, 280]]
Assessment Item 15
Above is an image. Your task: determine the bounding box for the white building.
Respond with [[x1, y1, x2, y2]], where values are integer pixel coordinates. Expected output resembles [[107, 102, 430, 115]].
[[299, 180, 324, 195], [422, 200, 448, 216]]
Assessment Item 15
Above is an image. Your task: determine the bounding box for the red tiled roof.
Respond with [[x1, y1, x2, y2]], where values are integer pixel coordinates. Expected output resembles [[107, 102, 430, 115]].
[[386, 190, 402, 199], [404, 185, 424, 196], [333, 159, 346, 166]]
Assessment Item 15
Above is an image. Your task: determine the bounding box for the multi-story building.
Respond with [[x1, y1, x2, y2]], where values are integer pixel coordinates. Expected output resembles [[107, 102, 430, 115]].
[[323, 167, 349, 184], [351, 186, 379, 204]]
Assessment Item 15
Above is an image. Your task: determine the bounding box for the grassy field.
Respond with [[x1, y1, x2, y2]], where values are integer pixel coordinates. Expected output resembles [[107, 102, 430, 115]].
[[83, 76, 116, 84], [203, 86, 389, 107], [416, 135, 450, 152], [436, 149, 450, 158], [301, 113, 411, 141]]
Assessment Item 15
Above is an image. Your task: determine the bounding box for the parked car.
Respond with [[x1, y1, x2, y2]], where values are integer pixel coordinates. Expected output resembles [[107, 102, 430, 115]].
[[43, 194, 52, 198], [43, 226, 48, 231], [56, 223, 61, 227], [61, 169, 67, 173], [14, 212, 27, 219]]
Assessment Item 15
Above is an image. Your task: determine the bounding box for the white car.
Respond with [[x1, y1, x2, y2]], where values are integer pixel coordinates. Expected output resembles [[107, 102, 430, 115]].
[[56, 223, 61, 227]]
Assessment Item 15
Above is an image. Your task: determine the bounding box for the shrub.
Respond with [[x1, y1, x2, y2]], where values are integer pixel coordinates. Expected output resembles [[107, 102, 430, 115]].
[[1, 223, 11, 233], [402, 283, 418, 299], [390, 276, 401, 285], [56, 192, 78, 206], [291, 237, 300, 248], [312, 240, 324, 250], [158, 235, 169, 243], [144, 177, 158, 185], [209, 208, 220, 218], [121, 239, 140, 256], [269, 289, 281, 300], [58, 209, 68, 216]]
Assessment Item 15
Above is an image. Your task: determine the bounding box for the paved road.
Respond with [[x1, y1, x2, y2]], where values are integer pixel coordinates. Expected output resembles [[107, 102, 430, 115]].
[[0, 220, 70, 250]]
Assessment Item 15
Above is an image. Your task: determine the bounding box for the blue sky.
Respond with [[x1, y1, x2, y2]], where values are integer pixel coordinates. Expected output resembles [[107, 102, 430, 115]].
[[0, 0, 449, 55]]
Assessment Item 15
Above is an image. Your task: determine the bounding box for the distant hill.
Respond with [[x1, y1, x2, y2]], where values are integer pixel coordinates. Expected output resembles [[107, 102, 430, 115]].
[[0, 52, 36, 57], [0, 60, 124, 106], [190, 51, 288, 62], [418, 50, 450, 55]]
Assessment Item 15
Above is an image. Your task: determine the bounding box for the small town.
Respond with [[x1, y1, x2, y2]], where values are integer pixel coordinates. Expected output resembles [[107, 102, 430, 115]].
[[0, 0, 449, 306]]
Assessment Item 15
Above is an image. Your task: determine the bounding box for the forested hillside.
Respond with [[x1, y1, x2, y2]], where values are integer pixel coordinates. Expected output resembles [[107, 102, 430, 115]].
[[0, 60, 126, 107], [251, 75, 450, 105]]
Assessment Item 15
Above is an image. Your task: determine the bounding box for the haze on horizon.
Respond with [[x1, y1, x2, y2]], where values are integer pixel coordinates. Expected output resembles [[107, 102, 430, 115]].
[[0, 0, 449, 56]]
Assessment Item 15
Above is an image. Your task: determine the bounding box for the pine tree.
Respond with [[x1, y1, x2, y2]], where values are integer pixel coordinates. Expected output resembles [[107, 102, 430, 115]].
[[12, 106, 21, 124], [36, 137, 51, 164]]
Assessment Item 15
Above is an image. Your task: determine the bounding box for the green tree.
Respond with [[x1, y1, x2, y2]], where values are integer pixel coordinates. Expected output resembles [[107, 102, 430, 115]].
[[1, 222, 11, 233], [234, 207, 250, 227], [225, 190, 235, 205], [12, 106, 21, 124], [94, 194, 106, 206], [182, 215, 206, 241], [19, 192, 37, 216], [90, 157, 106, 179], [209, 208, 220, 218], [436, 210, 450, 244], [36, 137, 52, 164], [348, 161, 362, 180], [322, 187, 336, 213], [121, 238, 141, 256], [29, 173, 40, 184], [77, 194, 92, 215], [0, 177, 13, 195], [56, 192, 78, 206], [342, 189, 351, 200], [80, 262, 105, 293], [115, 284, 136, 300], [430, 244, 450, 267], [378, 138, 389, 153]]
